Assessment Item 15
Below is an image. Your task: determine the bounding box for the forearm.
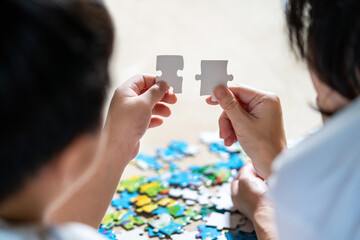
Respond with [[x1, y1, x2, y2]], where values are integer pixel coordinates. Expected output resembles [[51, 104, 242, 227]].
[[48, 128, 131, 228], [252, 204, 278, 240]]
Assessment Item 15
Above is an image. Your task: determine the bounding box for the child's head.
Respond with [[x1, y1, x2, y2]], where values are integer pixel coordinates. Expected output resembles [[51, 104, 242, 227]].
[[285, 0, 359, 117], [0, 0, 113, 216]]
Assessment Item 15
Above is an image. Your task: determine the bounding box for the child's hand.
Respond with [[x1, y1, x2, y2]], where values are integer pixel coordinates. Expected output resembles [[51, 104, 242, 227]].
[[231, 162, 268, 220], [206, 85, 286, 179], [232, 163, 278, 240], [105, 74, 177, 160]]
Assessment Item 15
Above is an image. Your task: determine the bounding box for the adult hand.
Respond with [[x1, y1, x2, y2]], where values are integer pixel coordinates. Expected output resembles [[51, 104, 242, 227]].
[[104, 74, 177, 160], [206, 85, 286, 179]]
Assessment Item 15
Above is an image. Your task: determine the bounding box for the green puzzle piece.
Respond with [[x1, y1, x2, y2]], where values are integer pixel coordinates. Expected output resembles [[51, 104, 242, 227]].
[[117, 176, 147, 193], [139, 181, 166, 197]]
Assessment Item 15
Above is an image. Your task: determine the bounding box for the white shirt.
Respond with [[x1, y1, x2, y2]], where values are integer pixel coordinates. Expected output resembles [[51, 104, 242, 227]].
[[269, 97, 360, 240], [0, 220, 106, 240]]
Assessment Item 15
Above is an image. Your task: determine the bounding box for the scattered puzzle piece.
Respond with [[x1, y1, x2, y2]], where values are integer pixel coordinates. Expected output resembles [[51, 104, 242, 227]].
[[210, 183, 236, 211], [157, 147, 184, 162], [204, 212, 244, 230], [225, 231, 258, 240], [147, 226, 166, 239], [169, 140, 199, 155], [117, 176, 147, 193], [168, 171, 202, 187], [98, 228, 117, 240], [156, 55, 184, 94], [117, 229, 148, 240], [171, 231, 198, 240], [159, 221, 184, 236], [195, 60, 233, 101], [111, 190, 138, 210], [139, 181, 166, 197], [136, 203, 159, 214], [157, 196, 176, 207], [148, 213, 173, 231], [133, 153, 163, 170], [130, 194, 152, 207], [197, 225, 224, 240], [166, 202, 187, 217]]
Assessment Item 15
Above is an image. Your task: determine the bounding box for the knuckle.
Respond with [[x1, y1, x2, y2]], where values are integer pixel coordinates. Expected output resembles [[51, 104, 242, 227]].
[[224, 98, 239, 112], [263, 93, 280, 104]]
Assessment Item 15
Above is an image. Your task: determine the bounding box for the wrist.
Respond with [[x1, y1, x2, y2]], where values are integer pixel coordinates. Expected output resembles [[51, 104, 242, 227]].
[[252, 199, 278, 240]]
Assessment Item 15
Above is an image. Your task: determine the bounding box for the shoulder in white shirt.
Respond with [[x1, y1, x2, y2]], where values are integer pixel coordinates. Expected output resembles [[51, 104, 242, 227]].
[[269, 97, 360, 240], [0, 220, 106, 240]]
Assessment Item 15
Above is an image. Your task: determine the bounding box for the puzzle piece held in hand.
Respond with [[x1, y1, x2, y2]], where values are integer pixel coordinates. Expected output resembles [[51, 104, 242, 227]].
[[156, 55, 184, 93], [195, 60, 233, 101]]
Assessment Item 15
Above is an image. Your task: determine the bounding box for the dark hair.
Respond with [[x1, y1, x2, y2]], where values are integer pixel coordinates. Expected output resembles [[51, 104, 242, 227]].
[[0, 0, 114, 202], [285, 0, 360, 100]]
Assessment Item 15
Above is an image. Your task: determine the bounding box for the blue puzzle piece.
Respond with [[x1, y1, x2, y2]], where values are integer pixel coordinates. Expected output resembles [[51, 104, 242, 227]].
[[157, 148, 184, 162], [111, 190, 138, 210], [98, 228, 117, 240], [147, 226, 166, 238], [169, 140, 198, 155], [227, 154, 245, 169], [197, 225, 223, 240], [159, 221, 184, 236], [134, 153, 163, 170], [152, 206, 170, 215], [225, 231, 258, 240], [209, 142, 228, 154], [168, 171, 202, 187]]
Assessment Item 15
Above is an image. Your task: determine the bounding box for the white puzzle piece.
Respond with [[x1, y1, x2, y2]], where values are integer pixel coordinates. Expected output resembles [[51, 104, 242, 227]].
[[171, 231, 198, 240], [195, 60, 233, 101], [117, 229, 148, 240], [210, 183, 236, 211], [204, 212, 244, 230], [156, 55, 184, 93]]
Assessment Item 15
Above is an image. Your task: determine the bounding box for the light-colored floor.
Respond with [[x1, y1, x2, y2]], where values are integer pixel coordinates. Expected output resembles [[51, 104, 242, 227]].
[[103, 0, 322, 178]]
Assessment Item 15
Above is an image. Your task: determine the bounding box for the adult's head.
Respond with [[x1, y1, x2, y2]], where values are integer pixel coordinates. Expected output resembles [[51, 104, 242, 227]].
[[0, 0, 114, 207], [285, 0, 360, 117]]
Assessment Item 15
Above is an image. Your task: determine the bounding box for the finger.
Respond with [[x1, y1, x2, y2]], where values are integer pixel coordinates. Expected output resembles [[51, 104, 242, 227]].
[[152, 103, 171, 117], [214, 86, 249, 124], [126, 74, 157, 96], [219, 112, 233, 139], [149, 117, 163, 128], [205, 96, 219, 105], [229, 85, 268, 105], [160, 92, 177, 104], [141, 81, 168, 107], [225, 131, 237, 146]]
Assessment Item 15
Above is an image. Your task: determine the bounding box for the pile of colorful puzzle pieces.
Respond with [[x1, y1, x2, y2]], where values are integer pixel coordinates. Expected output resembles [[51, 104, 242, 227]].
[[98, 132, 257, 240]]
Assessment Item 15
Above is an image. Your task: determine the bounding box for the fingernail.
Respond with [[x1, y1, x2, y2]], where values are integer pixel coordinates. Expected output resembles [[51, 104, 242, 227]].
[[156, 81, 167, 91], [214, 86, 227, 100]]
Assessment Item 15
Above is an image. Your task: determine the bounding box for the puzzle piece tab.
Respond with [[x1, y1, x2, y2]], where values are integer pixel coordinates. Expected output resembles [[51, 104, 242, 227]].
[[195, 60, 233, 101], [156, 55, 184, 93]]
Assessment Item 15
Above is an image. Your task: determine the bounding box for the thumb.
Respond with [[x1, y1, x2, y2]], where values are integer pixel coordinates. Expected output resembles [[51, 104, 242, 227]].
[[214, 85, 248, 122], [142, 81, 167, 107]]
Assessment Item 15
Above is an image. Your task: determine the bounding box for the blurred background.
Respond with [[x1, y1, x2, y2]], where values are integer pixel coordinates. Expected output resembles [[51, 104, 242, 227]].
[[103, 0, 322, 177]]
